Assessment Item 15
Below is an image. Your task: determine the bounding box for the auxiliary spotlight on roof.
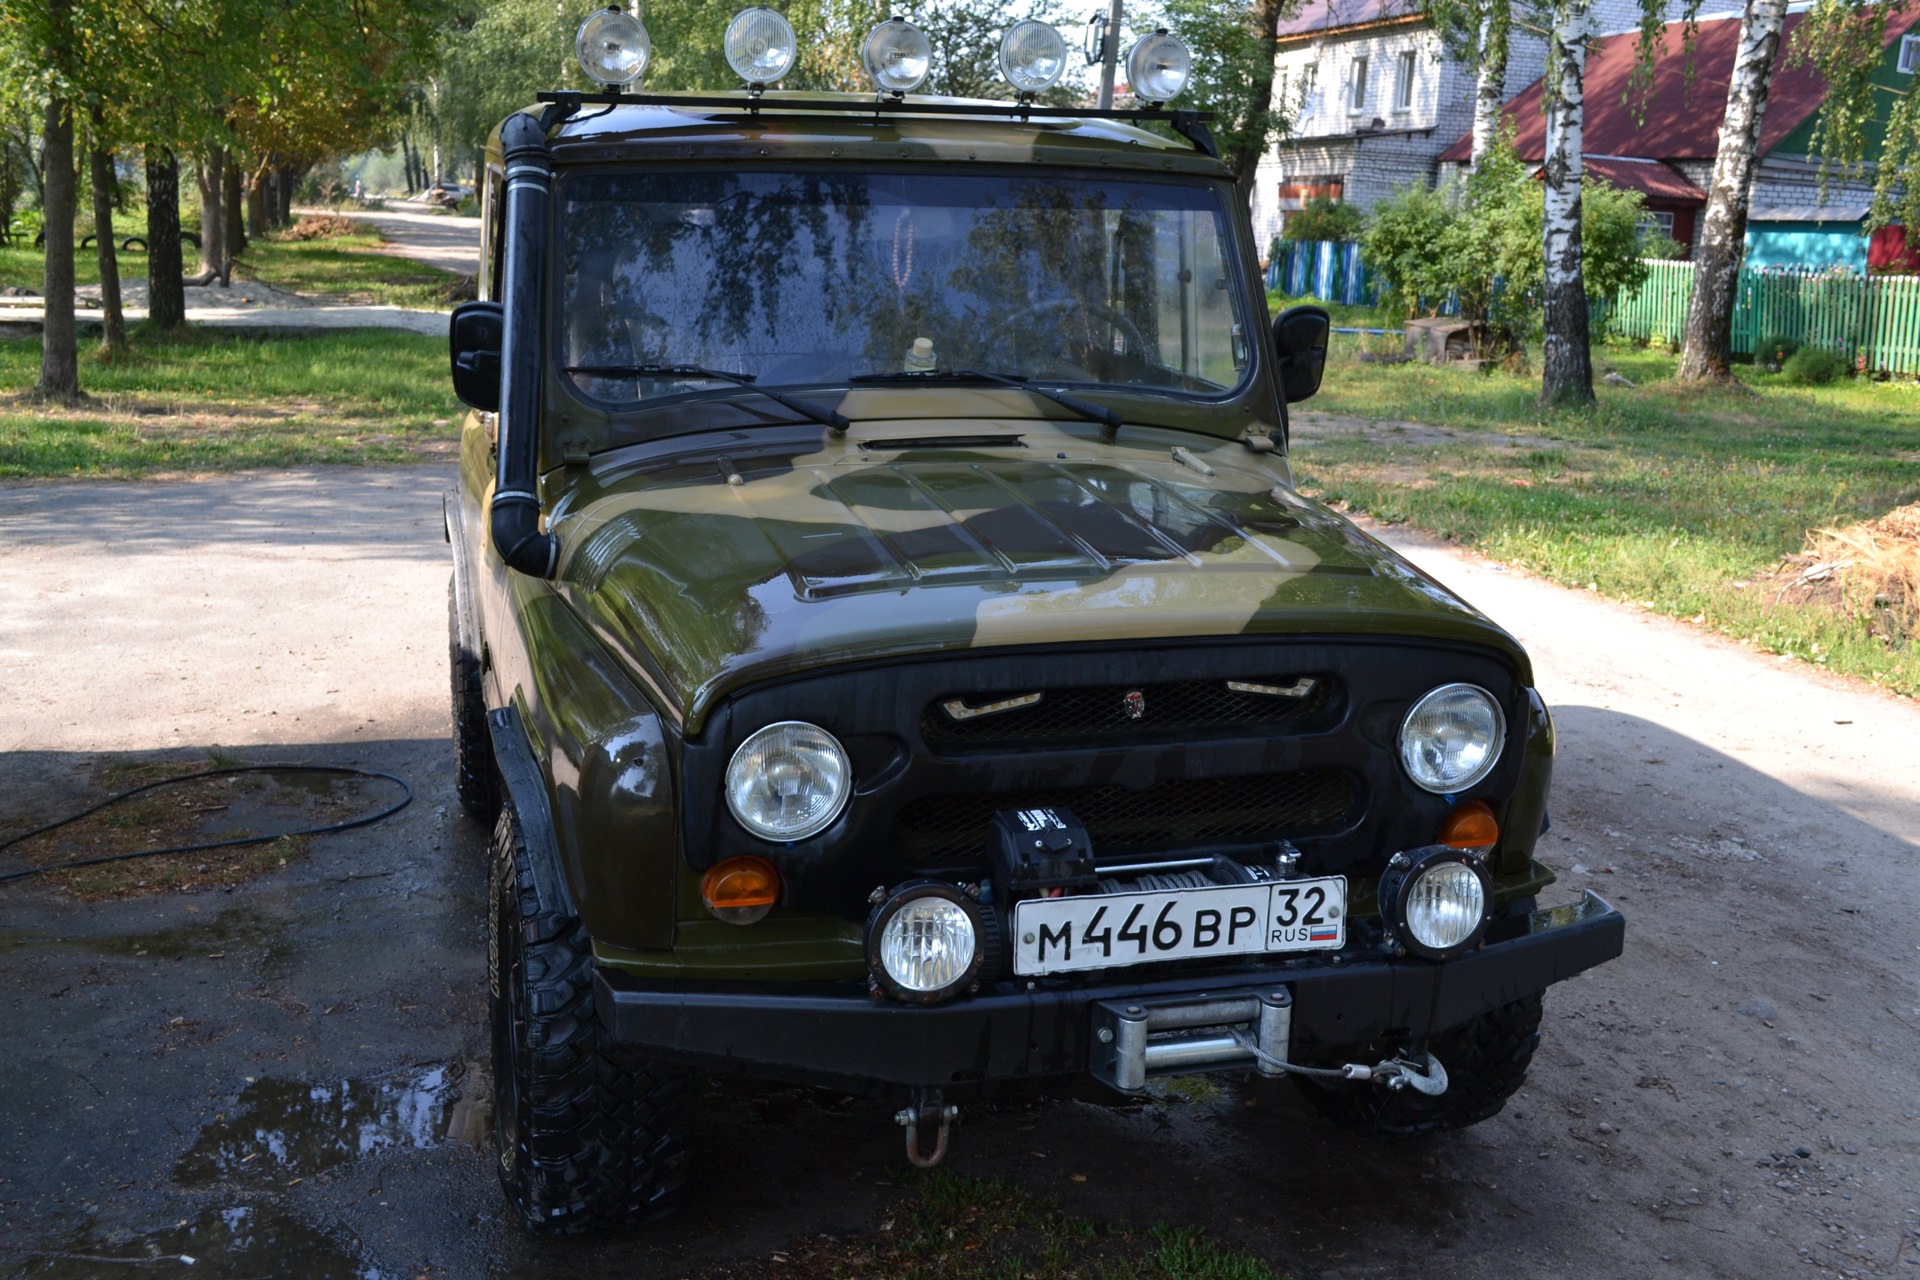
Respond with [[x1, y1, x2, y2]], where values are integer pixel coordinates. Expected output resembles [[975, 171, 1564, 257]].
[[725, 7, 798, 86], [575, 8, 651, 88], [1127, 29, 1192, 105], [999, 19, 1068, 95], [863, 16, 933, 94]]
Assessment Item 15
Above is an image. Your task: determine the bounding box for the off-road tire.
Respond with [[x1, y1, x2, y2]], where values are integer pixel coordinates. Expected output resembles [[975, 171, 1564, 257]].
[[489, 804, 695, 1232], [1293, 992, 1544, 1137], [448, 577, 497, 823]]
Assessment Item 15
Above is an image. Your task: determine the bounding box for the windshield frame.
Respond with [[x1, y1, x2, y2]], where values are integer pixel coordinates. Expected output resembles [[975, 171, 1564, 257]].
[[545, 162, 1269, 428]]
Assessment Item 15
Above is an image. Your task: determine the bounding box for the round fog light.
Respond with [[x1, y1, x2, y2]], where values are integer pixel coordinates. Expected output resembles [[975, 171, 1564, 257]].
[[867, 883, 983, 1003], [725, 7, 797, 85], [863, 17, 932, 93], [999, 19, 1067, 94], [1127, 30, 1192, 104], [575, 8, 651, 87], [1383, 850, 1491, 959]]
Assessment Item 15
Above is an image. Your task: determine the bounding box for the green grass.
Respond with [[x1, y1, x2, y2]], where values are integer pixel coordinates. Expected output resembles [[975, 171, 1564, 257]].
[[1, 218, 453, 307], [233, 228, 456, 307], [0, 328, 460, 477], [700, 1173, 1291, 1280], [1291, 337, 1920, 697], [1265, 289, 1393, 330]]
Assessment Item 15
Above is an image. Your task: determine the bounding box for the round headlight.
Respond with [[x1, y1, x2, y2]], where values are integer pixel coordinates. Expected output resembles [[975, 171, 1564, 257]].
[[1393, 856, 1490, 956], [725, 721, 851, 842], [868, 884, 982, 1002], [863, 17, 932, 93], [999, 20, 1068, 94], [1399, 683, 1506, 794], [725, 7, 797, 85], [576, 8, 651, 87], [1127, 30, 1192, 104]]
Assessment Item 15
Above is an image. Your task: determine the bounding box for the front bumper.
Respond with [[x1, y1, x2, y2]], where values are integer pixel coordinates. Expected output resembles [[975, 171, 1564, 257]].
[[597, 890, 1623, 1093]]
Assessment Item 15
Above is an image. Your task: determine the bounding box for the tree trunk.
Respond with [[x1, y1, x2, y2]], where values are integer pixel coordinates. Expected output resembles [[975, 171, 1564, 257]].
[[145, 146, 186, 329], [195, 149, 227, 283], [224, 156, 245, 256], [1540, 0, 1594, 406], [38, 95, 79, 402], [277, 165, 299, 225], [1678, 0, 1790, 382], [89, 136, 127, 359], [245, 163, 267, 240], [1471, 1, 1512, 169], [1226, 0, 1294, 199]]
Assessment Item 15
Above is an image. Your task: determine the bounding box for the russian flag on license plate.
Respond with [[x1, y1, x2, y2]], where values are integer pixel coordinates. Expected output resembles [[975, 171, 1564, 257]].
[[1309, 925, 1339, 942]]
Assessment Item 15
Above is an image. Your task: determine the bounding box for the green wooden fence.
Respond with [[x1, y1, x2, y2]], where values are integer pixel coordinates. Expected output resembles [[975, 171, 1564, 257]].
[[1611, 260, 1920, 375]]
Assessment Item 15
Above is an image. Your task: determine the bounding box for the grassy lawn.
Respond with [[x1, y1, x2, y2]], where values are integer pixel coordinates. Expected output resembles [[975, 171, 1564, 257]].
[[698, 1173, 1289, 1280], [1265, 289, 1394, 330], [0, 328, 460, 477], [2, 218, 453, 307], [1292, 338, 1920, 697], [233, 228, 456, 307]]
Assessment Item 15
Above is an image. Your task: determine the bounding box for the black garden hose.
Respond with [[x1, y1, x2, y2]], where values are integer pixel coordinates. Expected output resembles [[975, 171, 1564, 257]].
[[0, 764, 412, 886]]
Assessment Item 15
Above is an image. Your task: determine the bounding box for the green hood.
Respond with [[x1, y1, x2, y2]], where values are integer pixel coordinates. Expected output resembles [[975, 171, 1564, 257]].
[[550, 423, 1527, 730]]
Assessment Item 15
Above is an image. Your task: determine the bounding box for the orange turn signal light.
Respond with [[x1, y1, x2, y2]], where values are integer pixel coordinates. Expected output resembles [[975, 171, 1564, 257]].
[[702, 855, 781, 910], [1436, 800, 1499, 850]]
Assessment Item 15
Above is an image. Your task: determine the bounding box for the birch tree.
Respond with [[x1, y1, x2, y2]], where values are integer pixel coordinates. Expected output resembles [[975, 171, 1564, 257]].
[[1539, 0, 1593, 405], [1471, 0, 1512, 167], [1675, 0, 1790, 381]]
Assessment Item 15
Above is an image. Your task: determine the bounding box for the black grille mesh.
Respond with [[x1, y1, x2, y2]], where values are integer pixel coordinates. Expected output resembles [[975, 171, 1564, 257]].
[[892, 770, 1356, 864], [921, 677, 1333, 749]]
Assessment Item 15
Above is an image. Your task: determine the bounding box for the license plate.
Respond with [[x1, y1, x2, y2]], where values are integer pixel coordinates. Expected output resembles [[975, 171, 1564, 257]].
[[1011, 877, 1348, 977]]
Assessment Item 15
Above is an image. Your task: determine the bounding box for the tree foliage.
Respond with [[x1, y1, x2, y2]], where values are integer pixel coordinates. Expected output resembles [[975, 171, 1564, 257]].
[[1789, 0, 1920, 233], [1284, 194, 1364, 242], [1363, 137, 1652, 349]]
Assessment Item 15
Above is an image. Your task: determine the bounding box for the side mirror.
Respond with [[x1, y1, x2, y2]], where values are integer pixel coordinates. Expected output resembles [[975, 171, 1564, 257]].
[[449, 300, 504, 412], [1271, 304, 1330, 404]]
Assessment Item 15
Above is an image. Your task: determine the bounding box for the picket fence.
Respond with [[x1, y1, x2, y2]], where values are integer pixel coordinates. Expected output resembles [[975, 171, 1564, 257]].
[[1611, 259, 1920, 375], [1265, 239, 1374, 307]]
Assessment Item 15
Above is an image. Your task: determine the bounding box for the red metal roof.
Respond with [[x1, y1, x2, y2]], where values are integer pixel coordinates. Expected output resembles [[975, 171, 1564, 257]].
[[1438, 8, 1920, 164], [1569, 156, 1706, 202], [1276, 0, 1422, 42]]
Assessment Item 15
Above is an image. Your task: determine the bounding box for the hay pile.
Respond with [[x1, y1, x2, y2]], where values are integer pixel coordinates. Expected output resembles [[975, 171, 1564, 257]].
[[281, 212, 359, 241], [1783, 502, 1920, 644]]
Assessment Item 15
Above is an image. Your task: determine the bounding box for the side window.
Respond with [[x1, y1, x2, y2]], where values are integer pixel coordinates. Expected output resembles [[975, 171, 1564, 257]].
[[483, 168, 506, 300]]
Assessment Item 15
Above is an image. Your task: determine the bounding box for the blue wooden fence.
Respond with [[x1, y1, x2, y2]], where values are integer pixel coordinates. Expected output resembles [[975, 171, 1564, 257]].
[[1266, 239, 1375, 306]]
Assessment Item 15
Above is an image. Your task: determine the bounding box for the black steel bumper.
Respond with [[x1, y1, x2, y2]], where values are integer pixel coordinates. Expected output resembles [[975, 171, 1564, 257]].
[[596, 890, 1623, 1093]]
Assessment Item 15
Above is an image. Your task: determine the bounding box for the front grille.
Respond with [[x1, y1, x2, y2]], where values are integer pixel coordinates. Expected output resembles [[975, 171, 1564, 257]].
[[892, 770, 1357, 864], [921, 676, 1334, 750]]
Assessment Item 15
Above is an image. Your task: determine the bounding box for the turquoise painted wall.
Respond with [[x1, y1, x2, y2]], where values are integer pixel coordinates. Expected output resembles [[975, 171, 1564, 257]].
[[1742, 222, 1869, 272]]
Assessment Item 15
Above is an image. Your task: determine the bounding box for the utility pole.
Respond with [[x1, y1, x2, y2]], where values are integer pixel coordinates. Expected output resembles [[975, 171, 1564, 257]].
[[1097, 0, 1124, 107]]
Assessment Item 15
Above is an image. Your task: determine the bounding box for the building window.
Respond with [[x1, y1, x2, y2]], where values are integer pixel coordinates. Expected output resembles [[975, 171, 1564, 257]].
[[1298, 63, 1317, 118], [1637, 210, 1676, 246], [1393, 50, 1416, 111], [1348, 56, 1368, 113], [1899, 33, 1919, 74]]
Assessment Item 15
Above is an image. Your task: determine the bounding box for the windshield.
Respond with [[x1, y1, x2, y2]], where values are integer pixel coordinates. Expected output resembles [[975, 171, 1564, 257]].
[[556, 169, 1251, 405]]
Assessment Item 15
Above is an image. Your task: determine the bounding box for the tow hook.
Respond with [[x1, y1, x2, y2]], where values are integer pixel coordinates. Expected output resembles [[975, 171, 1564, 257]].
[[895, 1087, 959, 1168], [1346, 1051, 1449, 1096]]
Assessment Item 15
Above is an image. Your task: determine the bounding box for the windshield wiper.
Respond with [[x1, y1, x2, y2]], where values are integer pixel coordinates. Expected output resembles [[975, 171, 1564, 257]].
[[566, 364, 849, 434], [850, 369, 1122, 438]]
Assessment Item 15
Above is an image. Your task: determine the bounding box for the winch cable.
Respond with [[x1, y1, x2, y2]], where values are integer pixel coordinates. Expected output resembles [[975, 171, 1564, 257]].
[[1231, 1032, 1451, 1094], [0, 765, 413, 886]]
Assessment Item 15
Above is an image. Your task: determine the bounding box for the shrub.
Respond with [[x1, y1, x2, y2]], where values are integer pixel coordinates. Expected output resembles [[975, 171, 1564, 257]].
[[1781, 345, 1849, 384], [282, 213, 358, 241], [1286, 195, 1365, 243], [1758, 333, 1801, 367]]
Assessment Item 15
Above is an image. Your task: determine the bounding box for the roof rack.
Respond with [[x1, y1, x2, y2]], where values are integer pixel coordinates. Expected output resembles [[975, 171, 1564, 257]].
[[532, 90, 1220, 158]]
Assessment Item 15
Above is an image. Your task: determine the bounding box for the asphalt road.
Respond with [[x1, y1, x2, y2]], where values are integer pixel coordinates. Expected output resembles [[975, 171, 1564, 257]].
[[1, 467, 1916, 1280]]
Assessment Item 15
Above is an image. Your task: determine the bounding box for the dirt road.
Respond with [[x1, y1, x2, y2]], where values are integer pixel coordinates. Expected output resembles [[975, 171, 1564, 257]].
[[1, 467, 1915, 1280]]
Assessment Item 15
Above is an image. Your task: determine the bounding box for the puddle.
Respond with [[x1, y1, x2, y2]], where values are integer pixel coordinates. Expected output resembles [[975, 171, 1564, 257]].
[[19, 1202, 384, 1279], [175, 1064, 455, 1186]]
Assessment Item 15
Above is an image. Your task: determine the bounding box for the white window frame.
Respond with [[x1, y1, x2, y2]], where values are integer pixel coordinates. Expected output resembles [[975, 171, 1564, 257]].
[[1348, 56, 1369, 113], [1392, 50, 1416, 111], [1899, 33, 1919, 74], [1299, 62, 1318, 118]]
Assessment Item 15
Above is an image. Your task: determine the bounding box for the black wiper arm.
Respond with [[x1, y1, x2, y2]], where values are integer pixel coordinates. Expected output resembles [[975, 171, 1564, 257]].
[[851, 368, 1121, 438], [566, 363, 849, 434]]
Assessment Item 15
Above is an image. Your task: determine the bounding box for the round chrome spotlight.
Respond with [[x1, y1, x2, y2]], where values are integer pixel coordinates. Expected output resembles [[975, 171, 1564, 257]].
[[725, 7, 797, 85], [1126, 30, 1191, 104], [575, 8, 651, 87], [863, 17, 932, 93], [999, 20, 1067, 94]]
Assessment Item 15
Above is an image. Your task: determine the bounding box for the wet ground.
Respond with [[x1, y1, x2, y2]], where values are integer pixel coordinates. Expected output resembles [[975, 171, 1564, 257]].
[[3, 468, 1919, 1279]]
